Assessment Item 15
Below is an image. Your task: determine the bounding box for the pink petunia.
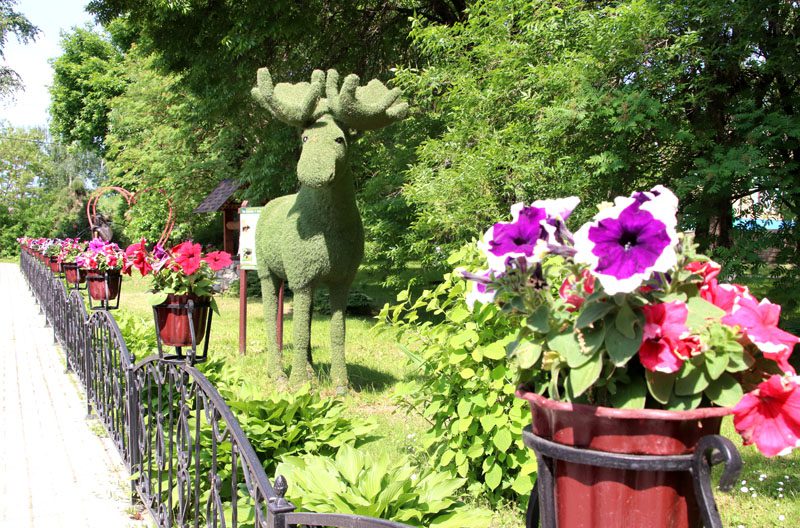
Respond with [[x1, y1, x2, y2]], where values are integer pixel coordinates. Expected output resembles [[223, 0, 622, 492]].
[[173, 241, 202, 275], [723, 296, 800, 374], [701, 281, 754, 314], [639, 301, 695, 373], [733, 375, 800, 457], [203, 251, 232, 272]]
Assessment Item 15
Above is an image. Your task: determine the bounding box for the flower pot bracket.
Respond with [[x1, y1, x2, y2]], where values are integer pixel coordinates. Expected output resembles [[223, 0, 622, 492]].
[[86, 186, 174, 247], [522, 426, 742, 528], [152, 297, 213, 365]]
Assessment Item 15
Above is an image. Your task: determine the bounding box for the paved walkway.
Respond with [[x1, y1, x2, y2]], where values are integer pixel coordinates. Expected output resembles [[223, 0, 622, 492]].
[[0, 263, 149, 527]]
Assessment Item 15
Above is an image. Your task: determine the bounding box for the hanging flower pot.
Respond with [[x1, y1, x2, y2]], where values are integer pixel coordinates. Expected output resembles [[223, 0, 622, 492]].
[[517, 389, 732, 528], [48, 256, 61, 273], [63, 263, 87, 285], [86, 270, 122, 301], [154, 294, 211, 347]]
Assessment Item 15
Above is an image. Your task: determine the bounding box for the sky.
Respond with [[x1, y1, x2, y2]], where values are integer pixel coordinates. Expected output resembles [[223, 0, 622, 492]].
[[1, 0, 95, 130]]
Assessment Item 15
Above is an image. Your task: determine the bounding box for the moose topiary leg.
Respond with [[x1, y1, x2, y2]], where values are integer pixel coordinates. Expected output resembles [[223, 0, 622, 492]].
[[328, 283, 349, 392], [261, 274, 286, 379], [289, 288, 313, 387]]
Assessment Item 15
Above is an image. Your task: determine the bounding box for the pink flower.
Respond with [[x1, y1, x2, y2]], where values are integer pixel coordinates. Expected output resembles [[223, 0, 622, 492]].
[[701, 281, 754, 314], [203, 251, 232, 272], [639, 301, 696, 373], [559, 269, 595, 312], [685, 260, 721, 284], [173, 241, 202, 276], [723, 296, 799, 374], [733, 375, 800, 457]]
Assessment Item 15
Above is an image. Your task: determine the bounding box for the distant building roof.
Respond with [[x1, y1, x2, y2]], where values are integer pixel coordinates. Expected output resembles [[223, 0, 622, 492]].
[[194, 179, 244, 213]]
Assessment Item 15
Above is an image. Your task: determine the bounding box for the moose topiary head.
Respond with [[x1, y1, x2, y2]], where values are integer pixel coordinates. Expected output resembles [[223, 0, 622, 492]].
[[251, 68, 407, 391]]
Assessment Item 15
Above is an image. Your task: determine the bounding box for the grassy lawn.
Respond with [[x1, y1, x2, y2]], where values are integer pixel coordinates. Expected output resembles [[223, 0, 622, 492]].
[[94, 273, 800, 526]]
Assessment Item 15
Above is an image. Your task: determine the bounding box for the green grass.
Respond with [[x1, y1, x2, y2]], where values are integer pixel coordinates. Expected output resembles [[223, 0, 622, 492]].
[[102, 273, 800, 527]]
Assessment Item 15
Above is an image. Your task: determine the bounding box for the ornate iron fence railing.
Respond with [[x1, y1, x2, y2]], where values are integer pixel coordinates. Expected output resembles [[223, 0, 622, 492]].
[[19, 249, 414, 528]]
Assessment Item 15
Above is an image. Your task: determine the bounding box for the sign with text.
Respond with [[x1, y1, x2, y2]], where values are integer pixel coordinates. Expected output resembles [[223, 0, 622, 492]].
[[238, 207, 262, 270]]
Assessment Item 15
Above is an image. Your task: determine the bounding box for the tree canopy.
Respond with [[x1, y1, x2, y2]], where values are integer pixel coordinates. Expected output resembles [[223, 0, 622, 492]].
[[0, 0, 39, 99]]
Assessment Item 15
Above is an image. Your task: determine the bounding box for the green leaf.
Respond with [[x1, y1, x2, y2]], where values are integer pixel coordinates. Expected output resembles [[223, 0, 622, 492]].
[[548, 330, 591, 368], [685, 296, 725, 333], [576, 300, 613, 329], [149, 292, 168, 306], [704, 373, 744, 407], [703, 350, 728, 380], [566, 352, 602, 398], [492, 428, 513, 452], [510, 473, 535, 495], [484, 463, 502, 491], [646, 371, 676, 404], [609, 378, 647, 409], [666, 391, 702, 411], [515, 341, 542, 369], [334, 444, 364, 486], [576, 322, 605, 355], [526, 305, 550, 333], [614, 302, 638, 339], [458, 368, 475, 379], [483, 341, 506, 360], [604, 322, 642, 366], [675, 361, 709, 396]]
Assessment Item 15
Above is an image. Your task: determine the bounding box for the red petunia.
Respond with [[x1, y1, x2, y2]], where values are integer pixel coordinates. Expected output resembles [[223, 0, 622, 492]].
[[639, 301, 698, 373], [559, 269, 595, 312], [733, 374, 800, 457], [203, 251, 233, 272], [173, 241, 202, 275], [723, 296, 800, 374]]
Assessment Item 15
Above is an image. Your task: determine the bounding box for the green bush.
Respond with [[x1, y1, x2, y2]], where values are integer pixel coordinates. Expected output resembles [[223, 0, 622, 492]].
[[276, 444, 491, 527], [378, 244, 536, 507]]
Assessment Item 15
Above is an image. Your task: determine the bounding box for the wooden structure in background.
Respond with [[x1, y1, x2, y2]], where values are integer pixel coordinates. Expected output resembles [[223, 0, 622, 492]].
[[193, 179, 245, 255]]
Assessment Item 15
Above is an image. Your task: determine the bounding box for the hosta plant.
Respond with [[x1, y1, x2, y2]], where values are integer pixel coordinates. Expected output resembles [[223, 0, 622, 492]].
[[275, 444, 491, 527], [463, 185, 800, 457]]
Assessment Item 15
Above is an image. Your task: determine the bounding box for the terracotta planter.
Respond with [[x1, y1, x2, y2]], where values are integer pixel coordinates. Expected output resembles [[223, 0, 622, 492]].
[[48, 256, 61, 273], [154, 294, 210, 347], [63, 263, 86, 285], [517, 389, 732, 528], [86, 270, 122, 301]]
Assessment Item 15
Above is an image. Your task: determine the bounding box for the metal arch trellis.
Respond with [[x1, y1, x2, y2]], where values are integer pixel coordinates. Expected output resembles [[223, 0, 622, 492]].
[[86, 186, 175, 248], [19, 248, 417, 528]]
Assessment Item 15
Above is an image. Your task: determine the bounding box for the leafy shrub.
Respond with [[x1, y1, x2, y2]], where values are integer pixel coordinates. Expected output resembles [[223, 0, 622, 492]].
[[378, 245, 536, 506], [276, 444, 491, 527], [198, 360, 377, 474], [114, 309, 158, 360]]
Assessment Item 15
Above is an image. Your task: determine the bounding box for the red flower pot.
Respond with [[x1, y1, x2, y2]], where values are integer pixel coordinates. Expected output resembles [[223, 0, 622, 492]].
[[517, 389, 732, 528], [48, 257, 61, 273], [86, 270, 122, 301], [154, 294, 210, 347], [63, 263, 86, 285]]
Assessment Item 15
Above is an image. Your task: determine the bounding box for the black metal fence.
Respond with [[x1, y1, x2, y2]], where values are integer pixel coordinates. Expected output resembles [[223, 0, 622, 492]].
[[20, 250, 414, 528]]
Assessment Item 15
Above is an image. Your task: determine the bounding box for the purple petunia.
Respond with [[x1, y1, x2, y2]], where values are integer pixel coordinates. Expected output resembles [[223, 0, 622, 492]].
[[462, 269, 497, 309], [88, 238, 106, 253], [478, 197, 580, 271], [573, 186, 678, 294]]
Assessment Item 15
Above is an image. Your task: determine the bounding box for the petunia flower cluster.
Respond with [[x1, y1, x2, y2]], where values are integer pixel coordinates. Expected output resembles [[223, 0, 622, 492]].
[[76, 239, 129, 272], [465, 186, 800, 457], [124, 239, 232, 303]]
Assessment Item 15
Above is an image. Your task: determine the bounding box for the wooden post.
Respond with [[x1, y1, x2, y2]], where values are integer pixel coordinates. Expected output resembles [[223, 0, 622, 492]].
[[239, 265, 247, 355]]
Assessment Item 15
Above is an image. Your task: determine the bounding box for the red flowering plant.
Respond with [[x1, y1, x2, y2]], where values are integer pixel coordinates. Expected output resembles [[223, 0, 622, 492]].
[[125, 240, 232, 312], [76, 239, 130, 272], [463, 186, 800, 457]]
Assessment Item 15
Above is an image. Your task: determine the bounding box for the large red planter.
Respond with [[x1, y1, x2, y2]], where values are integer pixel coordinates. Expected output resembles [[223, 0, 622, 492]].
[[63, 263, 86, 285], [86, 270, 122, 301], [48, 256, 61, 273], [154, 294, 210, 347], [516, 389, 732, 528]]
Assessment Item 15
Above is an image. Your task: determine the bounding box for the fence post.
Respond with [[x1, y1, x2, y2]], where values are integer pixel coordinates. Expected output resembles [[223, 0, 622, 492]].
[[127, 363, 140, 504]]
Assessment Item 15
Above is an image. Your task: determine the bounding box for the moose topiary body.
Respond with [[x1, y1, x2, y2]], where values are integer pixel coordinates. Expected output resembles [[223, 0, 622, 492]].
[[252, 68, 407, 391]]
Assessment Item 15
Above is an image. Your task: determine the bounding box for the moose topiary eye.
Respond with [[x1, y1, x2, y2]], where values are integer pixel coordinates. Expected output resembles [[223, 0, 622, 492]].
[[335, 137, 345, 144], [302, 136, 308, 142]]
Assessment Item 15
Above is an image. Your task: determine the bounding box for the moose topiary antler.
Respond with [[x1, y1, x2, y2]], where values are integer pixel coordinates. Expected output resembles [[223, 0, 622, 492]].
[[251, 68, 327, 127], [325, 69, 409, 130]]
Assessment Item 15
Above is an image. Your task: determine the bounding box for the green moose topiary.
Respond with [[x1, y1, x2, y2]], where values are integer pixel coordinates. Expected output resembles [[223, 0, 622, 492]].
[[252, 68, 407, 391]]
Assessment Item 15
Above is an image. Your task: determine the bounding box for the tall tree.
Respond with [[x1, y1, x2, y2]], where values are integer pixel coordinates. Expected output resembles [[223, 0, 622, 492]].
[[49, 26, 124, 154], [0, 0, 39, 100], [392, 0, 800, 287]]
